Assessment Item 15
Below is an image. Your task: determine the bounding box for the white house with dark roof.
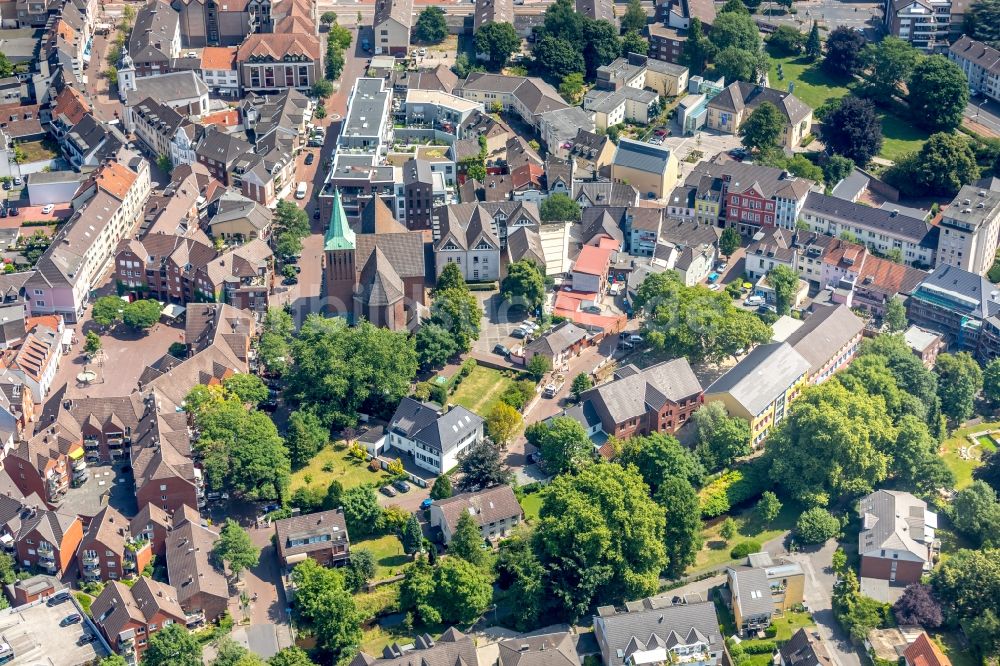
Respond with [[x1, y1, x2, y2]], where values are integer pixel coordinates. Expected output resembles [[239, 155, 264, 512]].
[[593, 599, 724, 666], [381, 399, 485, 474], [429, 484, 523, 544], [455, 73, 568, 129], [434, 207, 502, 282], [373, 0, 414, 55]]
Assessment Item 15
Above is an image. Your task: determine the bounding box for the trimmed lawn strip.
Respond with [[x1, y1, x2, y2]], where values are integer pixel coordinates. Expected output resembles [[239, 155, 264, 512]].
[[354, 533, 410, 580], [879, 113, 929, 162], [940, 420, 1000, 489], [451, 366, 516, 416], [289, 445, 390, 493], [694, 503, 797, 573], [520, 491, 543, 523], [766, 51, 851, 110]]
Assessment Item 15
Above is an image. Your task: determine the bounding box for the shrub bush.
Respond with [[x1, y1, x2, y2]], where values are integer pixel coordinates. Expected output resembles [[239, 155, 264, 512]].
[[741, 641, 777, 654], [730, 540, 762, 559], [796, 507, 841, 544]]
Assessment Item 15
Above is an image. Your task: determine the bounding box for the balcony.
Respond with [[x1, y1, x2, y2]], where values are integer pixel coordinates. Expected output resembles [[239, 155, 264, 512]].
[[82, 553, 99, 567], [185, 611, 206, 627]]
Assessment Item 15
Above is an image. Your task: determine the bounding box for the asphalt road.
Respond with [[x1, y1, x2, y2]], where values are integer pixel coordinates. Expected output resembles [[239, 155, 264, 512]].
[[966, 95, 1000, 137]]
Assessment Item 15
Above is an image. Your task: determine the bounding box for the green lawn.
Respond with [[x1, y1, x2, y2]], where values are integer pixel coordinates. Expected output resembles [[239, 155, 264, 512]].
[[354, 534, 410, 579], [451, 366, 517, 416], [289, 445, 389, 493], [933, 632, 980, 666], [940, 421, 1000, 489], [694, 503, 798, 572], [879, 113, 929, 161], [766, 51, 851, 110], [520, 492, 543, 523]]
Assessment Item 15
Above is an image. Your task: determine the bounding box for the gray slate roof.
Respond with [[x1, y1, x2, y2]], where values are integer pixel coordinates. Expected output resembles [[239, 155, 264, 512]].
[[728, 565, 774, 621], [613, 138, 673, 175], [705, 343, 809, 416], [784, 304, 864, 375], [804, 192, 934, 247], [389, 398, 483, 455], [594, 600, 723, 666], [581, 359, 702, 425]]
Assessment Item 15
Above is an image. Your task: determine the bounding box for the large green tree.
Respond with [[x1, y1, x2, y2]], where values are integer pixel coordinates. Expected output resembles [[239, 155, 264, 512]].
[[449, 511, 490, 567], [268, 648, 316, 666], [805, 21, 821, 59], [952, 480, 1000, 546], [258, 307, 294, 375], [213, 519, 260, 579], [222, 373, 269, 407], [657, 476, 701, 578], [475, 22, 520, 70], [525, 416, 592, 475], [196, 398, 290, 500], [533, 464, 666, 621], [621, 0, 647, 32], [885, 132, 980, 198], [618, 432, 704, 492], [500, 260, 546, 311], [533, 34, 585, 79], [286, 409, 328, 468], [768, 265, 800, 315], [681, 18, 714, 75], [458, 439, 512, 491], [823, 26, 867, 77], [414, 6, 447, 44], [290, 559, 362, 660], [340, 486, 384, 536], [539, 192, 581, 222], [691, 401, 751, 471], [92, 296, 124, 327], [933, 548, 1000, 659], [635, 271, 772, 363], [123, 299, 161, 330], [715, 47, 769, 88], [862, 37, 922, 102], [430, 288, 482, 352], [819, 96, 884, 166], [739, 101, 784, 154], [935, 352, 982, 423], [768, 380, 896, 506], [495, 533, 545, 630], [415, 322, 459, 370], [285, 316, 417, 427], [710, 11, 762, 52], [583, 19, 622, 78], [907, 55, 970, 132], [966, 0, 1000, 47], [144, 623, 202, 666]]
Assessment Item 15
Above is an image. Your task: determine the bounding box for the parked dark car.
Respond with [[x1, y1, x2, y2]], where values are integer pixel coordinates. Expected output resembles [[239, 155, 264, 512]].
[[380, 485, 397, 497], [60, 614, 82, 626], [393, 479, 410, 493], [305, 152, 315, 165], [9, 207, 19, 216], [47, 592, 71, 606], [493, 343, 510, 356], [79, 633, 98, 645]]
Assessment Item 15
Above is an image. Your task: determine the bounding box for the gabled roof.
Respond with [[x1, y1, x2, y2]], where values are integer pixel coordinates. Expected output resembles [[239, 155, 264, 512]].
[[613, 138, 673, 175], [903, 633, 951, 666], [389, 398, 484, 454], [357, 246, 405, 307], [499, 633, 577, 666], [166, 515, 228, 606], [784, 305, 864, 375], [705, 342, 810, 416], [433, 485, 522, 534], [274, 508, 350, 561], [236, 33, 321, 62], [525, 321, 588, 357], [779, 629, 835, 666], [374, 0, 414, 28], [360, 196, 406, 235], [804, 192, 934, 246], [708, 82, 812, 126], [349, 627, 477, 666], [858, 490, 936, 561], [92, 578, 185, 641], [581, 359, 702, 425], [593, 601, 723, 666]]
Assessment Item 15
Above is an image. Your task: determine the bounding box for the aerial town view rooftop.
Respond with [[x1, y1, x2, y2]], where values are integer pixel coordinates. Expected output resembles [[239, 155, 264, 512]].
[[0, 0, 995, 663]]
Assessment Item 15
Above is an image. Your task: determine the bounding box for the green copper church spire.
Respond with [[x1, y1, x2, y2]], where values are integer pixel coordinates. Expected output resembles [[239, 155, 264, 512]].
[[324, 188, 355, 251]]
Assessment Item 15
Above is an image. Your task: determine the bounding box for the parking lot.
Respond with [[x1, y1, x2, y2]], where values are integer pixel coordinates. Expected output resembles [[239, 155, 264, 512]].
[[472, 292, 538, 357], [0, 597, 108, 665]]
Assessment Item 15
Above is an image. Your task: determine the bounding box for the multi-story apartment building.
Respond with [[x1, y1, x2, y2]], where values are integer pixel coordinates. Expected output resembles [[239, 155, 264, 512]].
[[430, 485, 523, 544], [25, 157, 151, 323], [10, 507, 83, 576], [906, 263, 1000, 360], [173, 0, 268, 47], [274, 509, 351, 569], [454, 73, 568, 130], [594, 600, 724, 666], [166, 512, 229, 622], [704, 342, 810, 446], [373, 0, 413, 55], [236, 33, 322, 94], [380, 398, 484, 475], [577, 359, 703, 440], [434, 207, 503, 281], [91, 578, 187, 665], [950, 36, 1000, 101], [706, 82, 813, 150], [78, 506, 153, 583], [195, 127, 255, 185], [859, 490, 937, 583], [884, 0, 951, 52], [800, 192, 937, 267], [200, 46, 241, 95], [935, 186, 1000, 274], [128, 0, 182, 76]]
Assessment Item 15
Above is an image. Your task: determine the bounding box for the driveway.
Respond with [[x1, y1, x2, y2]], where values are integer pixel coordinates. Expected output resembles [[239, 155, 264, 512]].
[[786, 541, 864, 666]]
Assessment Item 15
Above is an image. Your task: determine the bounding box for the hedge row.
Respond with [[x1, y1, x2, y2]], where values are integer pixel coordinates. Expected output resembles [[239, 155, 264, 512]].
[[699, 457, 772, 518]]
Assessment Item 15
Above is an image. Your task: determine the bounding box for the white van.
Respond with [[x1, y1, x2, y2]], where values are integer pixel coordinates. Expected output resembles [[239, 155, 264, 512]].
[[744, 295, 764, 307], [295, 181, 307, 199]]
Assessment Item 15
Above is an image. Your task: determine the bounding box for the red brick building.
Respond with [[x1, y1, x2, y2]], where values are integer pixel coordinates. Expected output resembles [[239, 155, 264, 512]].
[[859, 490, 937, 584], [274, 508, 351, 569], [11, 507, 83, 576], [78, 506, 154, 583], [91, 578, 187, 662], [578, 359, 703, 440]]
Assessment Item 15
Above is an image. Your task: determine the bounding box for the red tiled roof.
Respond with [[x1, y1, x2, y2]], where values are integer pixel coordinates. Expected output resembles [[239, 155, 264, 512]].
[[573, 244, 614, 276], [52, 87, 90, 126], [201, 46, 237, 70], [201, 109, 240, 127], [903, 634, 951, 666], [96, 162, 138, 200]]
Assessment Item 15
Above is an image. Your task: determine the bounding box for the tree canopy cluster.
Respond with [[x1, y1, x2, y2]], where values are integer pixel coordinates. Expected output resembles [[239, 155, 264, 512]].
[[767, 335, 952, 507], [284, 315, 417, 428], [634, 271, 772, 363], [531, 0, 624, 80], [186, 382, 291, 501]]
